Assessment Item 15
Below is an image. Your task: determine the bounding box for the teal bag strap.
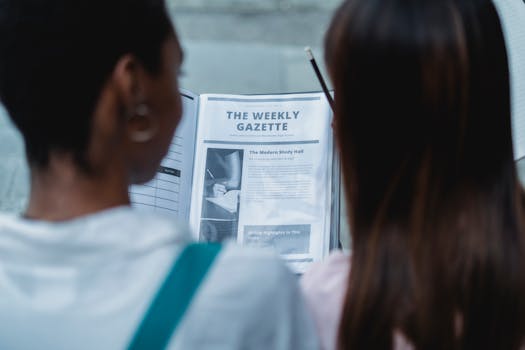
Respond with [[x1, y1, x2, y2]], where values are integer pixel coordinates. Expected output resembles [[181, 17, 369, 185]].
[[128, 243, 222, 350]]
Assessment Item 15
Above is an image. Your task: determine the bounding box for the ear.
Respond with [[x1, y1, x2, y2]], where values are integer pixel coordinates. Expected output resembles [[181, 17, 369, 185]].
[[111, 54, 144, 113], [110, 55, 158, 143], [90, 54, 143, 141]]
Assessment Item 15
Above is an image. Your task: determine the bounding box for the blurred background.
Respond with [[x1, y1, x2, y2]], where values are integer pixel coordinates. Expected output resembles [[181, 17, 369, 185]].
[[170, 0, 339, 94]]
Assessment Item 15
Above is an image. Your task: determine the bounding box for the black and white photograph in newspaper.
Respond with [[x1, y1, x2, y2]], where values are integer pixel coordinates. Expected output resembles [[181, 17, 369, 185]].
[[200, 148, 244, 242]]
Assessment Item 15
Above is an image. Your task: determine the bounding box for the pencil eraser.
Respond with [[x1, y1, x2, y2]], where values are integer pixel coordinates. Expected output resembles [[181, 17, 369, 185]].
[[304, 46, 314, 60]]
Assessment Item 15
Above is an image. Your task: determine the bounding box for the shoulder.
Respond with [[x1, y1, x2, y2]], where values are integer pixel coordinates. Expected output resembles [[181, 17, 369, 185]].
[[105, 207, 192, 244], [0, 206, 189, 234], [300, 251, 350, 350], [301, 251, 350, 310], [173, 243, 319, 349], [0, 206, 193, 257], [217, 243, 293, 281], [301, 250, 351, 293], [203, 243, 300, 309]]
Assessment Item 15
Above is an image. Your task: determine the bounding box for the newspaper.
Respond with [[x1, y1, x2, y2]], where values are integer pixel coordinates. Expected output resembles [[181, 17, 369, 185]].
[[131, 91, 335, 272], [130, 91, 198, 219]]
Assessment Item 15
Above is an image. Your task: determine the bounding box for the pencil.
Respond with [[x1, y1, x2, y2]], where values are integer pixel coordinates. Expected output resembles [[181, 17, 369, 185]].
[[206, 168, 215, 179], [304, 46, 334, 111]]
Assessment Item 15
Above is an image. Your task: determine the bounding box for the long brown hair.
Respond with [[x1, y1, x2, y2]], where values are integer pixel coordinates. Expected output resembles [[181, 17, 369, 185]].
[[326, 0, 525, 348]]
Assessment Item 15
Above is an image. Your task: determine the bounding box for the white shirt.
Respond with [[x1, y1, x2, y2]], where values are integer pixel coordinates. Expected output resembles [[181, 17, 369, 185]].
[[0, 207, 319, 350]]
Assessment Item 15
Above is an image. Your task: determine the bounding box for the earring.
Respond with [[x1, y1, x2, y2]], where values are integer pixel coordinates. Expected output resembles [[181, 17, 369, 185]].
[[128, 103, 157, 143], [135, 103, 149, 117]]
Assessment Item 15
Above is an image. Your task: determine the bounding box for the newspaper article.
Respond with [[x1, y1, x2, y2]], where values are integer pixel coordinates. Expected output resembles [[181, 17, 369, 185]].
[[130, 91, 198, 219], [190, 93, 333, 272]]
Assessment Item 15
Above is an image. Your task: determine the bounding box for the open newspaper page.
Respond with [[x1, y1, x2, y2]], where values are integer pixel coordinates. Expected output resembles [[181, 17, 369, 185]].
[[129, 90, 198, 219], [190, 92, 333, 272]]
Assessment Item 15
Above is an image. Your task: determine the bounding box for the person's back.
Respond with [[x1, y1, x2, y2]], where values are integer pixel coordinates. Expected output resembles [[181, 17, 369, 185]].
[[0, 208, 316, 349], [0, 0, 318, 348], [301, 0, 525, 349]]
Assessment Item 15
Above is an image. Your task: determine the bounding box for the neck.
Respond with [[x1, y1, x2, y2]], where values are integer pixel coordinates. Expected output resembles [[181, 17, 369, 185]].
[[25, 154, 130, 221]]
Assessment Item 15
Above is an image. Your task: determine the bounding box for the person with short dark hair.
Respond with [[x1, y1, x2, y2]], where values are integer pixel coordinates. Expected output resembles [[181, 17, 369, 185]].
[[0, 1, 319, 349], [301, 0, 525, 349]]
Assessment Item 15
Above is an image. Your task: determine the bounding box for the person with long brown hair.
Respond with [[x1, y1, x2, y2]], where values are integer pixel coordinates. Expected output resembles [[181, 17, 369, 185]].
[[301, 0, 525, 349]]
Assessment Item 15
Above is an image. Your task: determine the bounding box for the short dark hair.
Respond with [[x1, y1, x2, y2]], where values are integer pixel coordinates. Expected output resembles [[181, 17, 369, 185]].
[[0, 0, 174, 168]]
